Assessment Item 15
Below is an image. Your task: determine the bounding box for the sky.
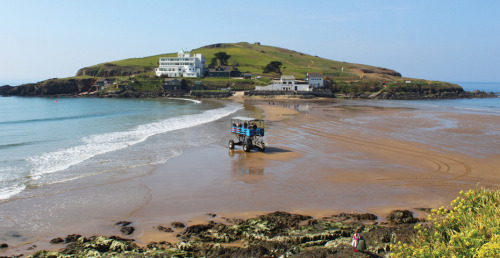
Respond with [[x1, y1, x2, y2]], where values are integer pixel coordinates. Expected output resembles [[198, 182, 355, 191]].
[[0, 0, 499, 85]]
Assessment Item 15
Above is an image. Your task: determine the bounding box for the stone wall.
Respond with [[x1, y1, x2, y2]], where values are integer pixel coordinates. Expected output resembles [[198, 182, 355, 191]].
[[245, 90, 334, 98]]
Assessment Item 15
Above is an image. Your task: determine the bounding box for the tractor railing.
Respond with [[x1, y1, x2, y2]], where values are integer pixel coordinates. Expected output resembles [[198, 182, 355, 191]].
[[231, 126, 265, 137]]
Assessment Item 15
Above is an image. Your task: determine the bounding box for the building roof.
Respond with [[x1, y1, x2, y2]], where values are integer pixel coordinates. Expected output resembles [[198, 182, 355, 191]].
[[281, 75, 295, 80], [208, 66, 232, 73], [307, 72, 323, 78]]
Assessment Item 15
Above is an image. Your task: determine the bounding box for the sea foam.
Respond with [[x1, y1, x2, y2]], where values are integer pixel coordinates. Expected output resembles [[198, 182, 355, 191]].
[[168, 98, 202, 104], [27, 104, 241, 180], [0, 185, 26, 201]]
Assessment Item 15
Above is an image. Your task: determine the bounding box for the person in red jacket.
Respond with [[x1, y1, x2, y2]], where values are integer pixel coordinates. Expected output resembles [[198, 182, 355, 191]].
[[352, 229, 362, 252]]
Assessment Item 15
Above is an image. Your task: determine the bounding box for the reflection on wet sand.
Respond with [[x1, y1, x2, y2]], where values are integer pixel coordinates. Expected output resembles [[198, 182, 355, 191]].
[[229, 150, 264, 176], [228, 145, 298, 184]]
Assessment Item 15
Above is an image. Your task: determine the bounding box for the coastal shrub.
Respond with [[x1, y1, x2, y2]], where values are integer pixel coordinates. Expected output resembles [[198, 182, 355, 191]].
[[386, 81, 422, 93], [357, 81, 383, 92], [386, 81, 462, 94], [232, 79, 256, 90], [333, 81, 357, 93], [329, 80, 383, 93], [130, 78, 163, 92], [391, 188, 500, 257]]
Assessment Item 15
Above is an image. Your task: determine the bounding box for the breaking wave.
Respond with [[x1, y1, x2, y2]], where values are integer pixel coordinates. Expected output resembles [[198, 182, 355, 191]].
[[27, 104, 241, 180]]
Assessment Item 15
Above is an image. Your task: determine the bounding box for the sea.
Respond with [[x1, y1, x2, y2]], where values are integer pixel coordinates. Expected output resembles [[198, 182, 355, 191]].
[[0, 97, 242, 202], [0, 81, 498, 203]]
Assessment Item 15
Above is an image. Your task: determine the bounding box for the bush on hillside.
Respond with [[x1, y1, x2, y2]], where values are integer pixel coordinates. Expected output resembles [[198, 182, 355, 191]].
[[330, 80, 383, 93]]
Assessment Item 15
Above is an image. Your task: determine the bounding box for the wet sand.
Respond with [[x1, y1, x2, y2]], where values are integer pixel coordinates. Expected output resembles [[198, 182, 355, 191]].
[[133, 99, 500, 245], [2, 98, 500, 255]]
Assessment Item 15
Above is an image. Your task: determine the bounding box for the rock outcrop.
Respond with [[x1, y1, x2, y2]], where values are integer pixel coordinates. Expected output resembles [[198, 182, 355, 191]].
[[26, 211, 422, 257], [336, 89, 497, 100], [0, 78, 96, 96]]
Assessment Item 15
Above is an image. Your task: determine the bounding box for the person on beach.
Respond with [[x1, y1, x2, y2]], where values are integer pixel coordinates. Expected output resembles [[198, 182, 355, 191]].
[[352, 229, 362, 252]]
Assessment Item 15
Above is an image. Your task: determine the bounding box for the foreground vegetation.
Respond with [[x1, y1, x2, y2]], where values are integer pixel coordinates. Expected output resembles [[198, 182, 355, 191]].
[[391, 188, 500, 257]]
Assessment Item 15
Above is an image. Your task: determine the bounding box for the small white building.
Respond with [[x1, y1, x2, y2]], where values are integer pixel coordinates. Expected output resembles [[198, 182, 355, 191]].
[[155, 50, 205, 78], [305, 72, 324, 87], [255, 75, 310, 91]]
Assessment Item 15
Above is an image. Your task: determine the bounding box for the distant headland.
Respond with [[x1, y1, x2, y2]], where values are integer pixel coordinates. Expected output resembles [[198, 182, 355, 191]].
[[0, 42, 495, 99]]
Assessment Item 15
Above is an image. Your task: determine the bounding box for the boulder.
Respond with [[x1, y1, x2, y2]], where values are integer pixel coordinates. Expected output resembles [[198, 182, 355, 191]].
[[154, 225, 174, 232], [334, 213, 378, 221], [120, 226, 135, 235], [183, 224, 212, 235], [386, 210, 418, 224], [171, 221, 186, 228], [65, 234, 82, 243], [50, 237, 64, 244]]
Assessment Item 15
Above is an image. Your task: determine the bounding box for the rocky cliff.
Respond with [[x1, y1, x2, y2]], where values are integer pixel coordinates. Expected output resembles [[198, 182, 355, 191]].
[[76, 63, 154, 77], [0, 78, 96, 96]]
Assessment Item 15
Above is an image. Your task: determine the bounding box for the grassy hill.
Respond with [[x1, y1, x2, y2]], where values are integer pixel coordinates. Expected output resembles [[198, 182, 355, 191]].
[[3, 42, 466, 97], [77, 42, 402, 81]]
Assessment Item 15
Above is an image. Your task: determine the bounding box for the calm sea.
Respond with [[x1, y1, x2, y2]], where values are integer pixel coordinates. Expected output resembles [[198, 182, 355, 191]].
[[0, 97, 241, 201]]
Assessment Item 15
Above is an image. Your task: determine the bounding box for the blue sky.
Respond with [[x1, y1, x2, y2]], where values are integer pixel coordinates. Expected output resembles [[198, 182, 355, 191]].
[[1, 0, 499, 85]]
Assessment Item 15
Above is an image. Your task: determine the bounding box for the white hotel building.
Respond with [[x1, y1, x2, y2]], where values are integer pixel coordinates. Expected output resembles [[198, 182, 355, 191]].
[[155, 50, 205, 77]]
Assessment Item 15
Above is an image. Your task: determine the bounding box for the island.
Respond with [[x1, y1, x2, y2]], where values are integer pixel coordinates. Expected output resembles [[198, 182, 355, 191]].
[[0, 42, 495, 99]]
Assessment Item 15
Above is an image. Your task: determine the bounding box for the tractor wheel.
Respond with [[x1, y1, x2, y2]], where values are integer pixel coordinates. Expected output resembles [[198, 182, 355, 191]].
[[243, 140, 252, 152], [228, 140, 235, 149]]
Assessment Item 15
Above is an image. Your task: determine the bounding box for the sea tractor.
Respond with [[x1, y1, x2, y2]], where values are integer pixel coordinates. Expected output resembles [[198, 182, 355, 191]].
[[228, 117, 267, 152]]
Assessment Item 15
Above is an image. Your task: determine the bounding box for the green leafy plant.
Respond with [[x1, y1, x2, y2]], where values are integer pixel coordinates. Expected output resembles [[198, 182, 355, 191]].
[[391, 188, 500, 257]]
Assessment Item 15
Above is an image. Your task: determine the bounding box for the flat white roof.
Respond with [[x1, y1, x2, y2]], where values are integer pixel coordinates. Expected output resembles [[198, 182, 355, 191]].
[[281, 75, 295, 80]]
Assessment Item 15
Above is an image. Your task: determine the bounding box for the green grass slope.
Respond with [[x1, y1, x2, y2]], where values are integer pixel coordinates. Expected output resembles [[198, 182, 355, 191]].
[[77, 42, 401, 81]]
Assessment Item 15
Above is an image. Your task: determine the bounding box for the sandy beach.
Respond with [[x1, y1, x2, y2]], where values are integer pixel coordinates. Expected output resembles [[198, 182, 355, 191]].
[[1, 97, 500, 256]]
